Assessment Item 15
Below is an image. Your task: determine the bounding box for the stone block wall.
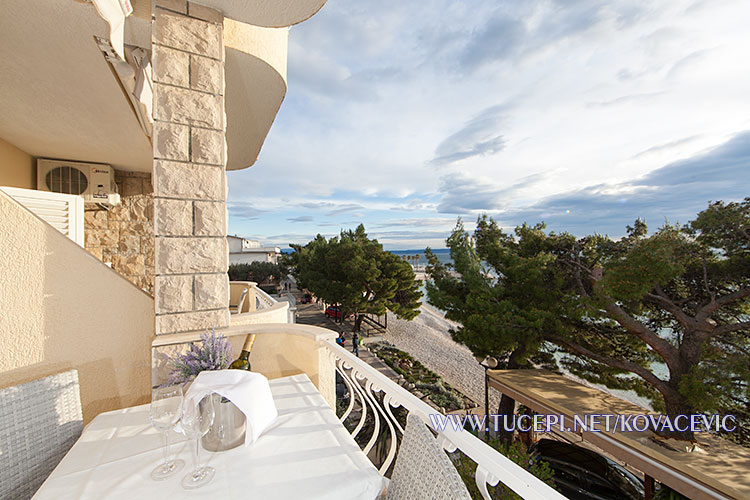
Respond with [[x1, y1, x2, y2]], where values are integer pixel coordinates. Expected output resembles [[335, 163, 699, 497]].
[[84, 171, 154, 294], [152, 1, 229, 335]]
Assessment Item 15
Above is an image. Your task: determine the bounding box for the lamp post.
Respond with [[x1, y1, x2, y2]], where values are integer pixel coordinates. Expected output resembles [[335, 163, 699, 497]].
[[475, 355, 498, 439]]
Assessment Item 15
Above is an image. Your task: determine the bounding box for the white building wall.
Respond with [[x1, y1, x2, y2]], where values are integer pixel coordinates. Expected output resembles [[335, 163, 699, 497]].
[[229, 251, 277, 265], [227, 236, 243, 253]]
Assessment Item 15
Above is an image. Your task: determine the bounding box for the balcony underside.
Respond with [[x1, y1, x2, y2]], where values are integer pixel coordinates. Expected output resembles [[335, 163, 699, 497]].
[[0, 0, 152, 171], [190, 0, 328, 28]]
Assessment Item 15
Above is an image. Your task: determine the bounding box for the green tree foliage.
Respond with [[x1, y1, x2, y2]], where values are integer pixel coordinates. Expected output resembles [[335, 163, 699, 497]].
[[288, 224, 422, 330], [427, 199, 750, 442], [425, 219, 562, 442], [228, 261, 288, 285]]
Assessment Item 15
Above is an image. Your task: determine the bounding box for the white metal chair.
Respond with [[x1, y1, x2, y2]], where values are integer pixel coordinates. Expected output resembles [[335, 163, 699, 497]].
[[386, 414, 472, 500], [0, 370, 83, 500]]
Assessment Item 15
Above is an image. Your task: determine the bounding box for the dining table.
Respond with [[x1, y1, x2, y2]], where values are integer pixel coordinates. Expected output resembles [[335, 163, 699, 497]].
[[32, 373, 387, 499]]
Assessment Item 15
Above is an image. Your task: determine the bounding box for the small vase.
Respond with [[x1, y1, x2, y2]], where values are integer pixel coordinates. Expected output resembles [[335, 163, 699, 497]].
[[201, 393, 246, 451]]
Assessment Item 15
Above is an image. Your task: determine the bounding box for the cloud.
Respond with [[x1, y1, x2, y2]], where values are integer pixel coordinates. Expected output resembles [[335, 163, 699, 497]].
[[525, 1, 607, 50], [266, 233, 324, 246], [389, 199, 435, 212], [226, 0, 750, 250], [228, 203, 265, 220], [458, 1, 642, 74], [637, 131, 750, 187], [370, 229, 465, 241], [288, 43, 375, 102], [436, 173, 505, 213], [424, 131, 749, 235], [435, 170, 557, 216], [459, 15, 526, 72], [300, 202, 338, 209], [326, 204, 365, 216], [431, 104, 507, 166], [587, 91, 665, 108], [325, 204, 364, 216], [631, 135, 701, 159], [288, 216, 314, 223], [298, 201, 365, 216], [241, 123, 748, 246], [666, 48, 714, 79], [373, 217, 457, 229], [508, 131, 750, 234]]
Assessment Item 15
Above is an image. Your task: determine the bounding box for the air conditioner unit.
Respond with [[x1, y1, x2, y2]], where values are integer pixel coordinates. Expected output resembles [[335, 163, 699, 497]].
[[37, 159, 121, 205]]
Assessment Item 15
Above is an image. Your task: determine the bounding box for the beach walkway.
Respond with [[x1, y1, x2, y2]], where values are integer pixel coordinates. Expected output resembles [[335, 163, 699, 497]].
[[290, 284, 490, 413], [292, 290, 402, 384]]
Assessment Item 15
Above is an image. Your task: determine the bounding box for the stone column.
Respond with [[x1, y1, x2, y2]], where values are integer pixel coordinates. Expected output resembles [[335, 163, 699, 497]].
[[151, 1, 229, 335]]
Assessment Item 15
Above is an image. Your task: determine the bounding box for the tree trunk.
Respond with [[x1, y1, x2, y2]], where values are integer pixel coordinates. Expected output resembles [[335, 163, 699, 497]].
[[354, 313, 363, 332], [494, 347, 526, 444], [660, 391, 696, 441], [655, 336, 702, 442], [495, 393, 516, 445]]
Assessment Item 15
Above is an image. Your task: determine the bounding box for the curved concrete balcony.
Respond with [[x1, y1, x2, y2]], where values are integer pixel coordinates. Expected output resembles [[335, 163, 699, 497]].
[[223, 20, 288, 170], [229, 281, 290, 325], [187, 0, 328, 28]]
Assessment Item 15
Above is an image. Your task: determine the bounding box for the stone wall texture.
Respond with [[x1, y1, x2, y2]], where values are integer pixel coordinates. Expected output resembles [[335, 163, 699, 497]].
[[84, 171, 154, 294], [152, 1, 229, 335]]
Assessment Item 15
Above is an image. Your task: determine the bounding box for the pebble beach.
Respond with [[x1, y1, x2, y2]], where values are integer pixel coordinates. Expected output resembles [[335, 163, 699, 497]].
[[383, 304, 500, 413]]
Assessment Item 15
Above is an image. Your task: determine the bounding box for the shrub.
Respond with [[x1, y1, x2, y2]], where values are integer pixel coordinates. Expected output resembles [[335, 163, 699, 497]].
[[228, 261, 288, 284]]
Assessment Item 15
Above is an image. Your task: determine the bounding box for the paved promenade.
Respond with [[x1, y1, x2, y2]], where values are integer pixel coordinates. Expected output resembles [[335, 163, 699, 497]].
[[292, 289, 402, 383], [290, 285, 487, 412]]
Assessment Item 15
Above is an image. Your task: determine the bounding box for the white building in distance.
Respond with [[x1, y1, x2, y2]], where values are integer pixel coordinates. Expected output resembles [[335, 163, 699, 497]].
[[228, 235, 281, 265]]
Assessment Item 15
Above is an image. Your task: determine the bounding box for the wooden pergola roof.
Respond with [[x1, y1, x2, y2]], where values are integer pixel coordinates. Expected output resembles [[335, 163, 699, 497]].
[[488, 369, 750, 500]]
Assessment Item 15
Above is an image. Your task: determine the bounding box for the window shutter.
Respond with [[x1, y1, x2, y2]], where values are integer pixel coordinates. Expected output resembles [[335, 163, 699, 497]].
[[0, 186, 84, 247]]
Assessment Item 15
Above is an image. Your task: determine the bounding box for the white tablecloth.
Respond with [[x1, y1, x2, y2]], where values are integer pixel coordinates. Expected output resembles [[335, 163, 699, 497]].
[[33, 374, 386, 499]]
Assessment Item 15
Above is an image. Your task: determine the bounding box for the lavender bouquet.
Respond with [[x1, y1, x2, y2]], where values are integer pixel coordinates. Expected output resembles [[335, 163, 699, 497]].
[[167, 328, 233, 385]]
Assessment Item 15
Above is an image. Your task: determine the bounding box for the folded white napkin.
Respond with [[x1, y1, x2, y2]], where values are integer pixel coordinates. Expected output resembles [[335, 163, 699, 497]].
[[184, 369, 278, 445]]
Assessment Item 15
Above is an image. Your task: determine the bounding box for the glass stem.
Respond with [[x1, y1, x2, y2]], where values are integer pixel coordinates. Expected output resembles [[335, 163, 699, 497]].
[[163, 431, 170, 465], [195, 436, 201, 470]]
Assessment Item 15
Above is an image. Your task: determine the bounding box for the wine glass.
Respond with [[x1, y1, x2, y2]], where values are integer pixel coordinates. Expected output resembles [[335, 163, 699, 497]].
[[181, 394, 216, 489], [149, 385, 186, 480]]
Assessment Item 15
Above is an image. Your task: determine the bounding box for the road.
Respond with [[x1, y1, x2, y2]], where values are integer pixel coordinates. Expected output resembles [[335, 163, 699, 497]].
[[290, 287, 402, 382]]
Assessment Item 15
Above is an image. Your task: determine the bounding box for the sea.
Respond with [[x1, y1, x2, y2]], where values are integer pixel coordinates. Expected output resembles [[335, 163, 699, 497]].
[[388, 248, 452, 269], [387, 249, 452, 308]]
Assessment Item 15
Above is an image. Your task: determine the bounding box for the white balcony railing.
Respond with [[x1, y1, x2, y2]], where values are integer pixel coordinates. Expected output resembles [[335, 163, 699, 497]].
[[255, 285, 276, 310], [322, 339, 566, 500], [229, 282, 290, 326], [152, 323, 564, 499]]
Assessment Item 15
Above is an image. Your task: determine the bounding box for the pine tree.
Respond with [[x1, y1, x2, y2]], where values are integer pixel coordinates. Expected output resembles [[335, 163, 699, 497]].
[[289, 225, 422, 331], [427, 199, 750, 443]]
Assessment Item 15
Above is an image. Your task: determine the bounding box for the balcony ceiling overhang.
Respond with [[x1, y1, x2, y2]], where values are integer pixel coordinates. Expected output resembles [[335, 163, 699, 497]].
[[0, 0, 152, 172], [193, 0, 327, 28]]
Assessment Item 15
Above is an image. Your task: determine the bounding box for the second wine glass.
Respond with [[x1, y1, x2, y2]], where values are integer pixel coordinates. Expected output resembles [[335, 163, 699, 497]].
[[149, 385, 185, 480], [181, 393, 216, 489]]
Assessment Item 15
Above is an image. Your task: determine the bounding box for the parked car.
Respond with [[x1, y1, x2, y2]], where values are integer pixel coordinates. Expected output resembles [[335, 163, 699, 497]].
[[325, 306, 344, 319], [529, 438, 644, 500], [300, 294, 312, 304]]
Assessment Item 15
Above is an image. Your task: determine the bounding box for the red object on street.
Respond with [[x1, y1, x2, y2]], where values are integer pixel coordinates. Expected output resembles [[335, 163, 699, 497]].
[[325, 306, 343, 319]]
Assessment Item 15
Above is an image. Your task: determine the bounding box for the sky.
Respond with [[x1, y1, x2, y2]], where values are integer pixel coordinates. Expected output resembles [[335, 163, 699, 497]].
[[226, 0, 750, 250]]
